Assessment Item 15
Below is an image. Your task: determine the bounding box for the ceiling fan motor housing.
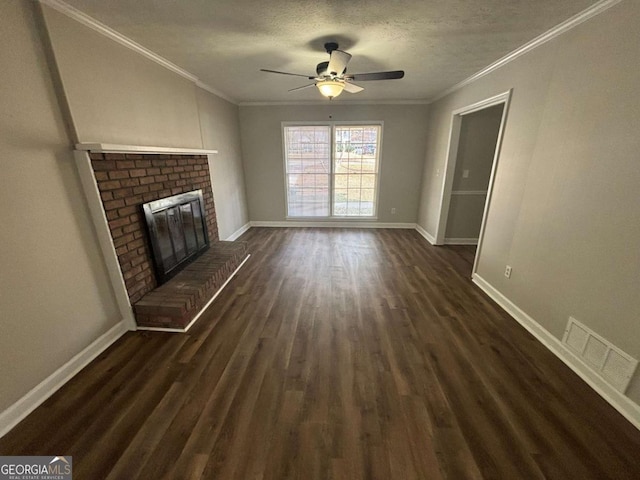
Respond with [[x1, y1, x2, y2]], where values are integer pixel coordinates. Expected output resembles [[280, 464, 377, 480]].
[[324, 42, 339, 53]]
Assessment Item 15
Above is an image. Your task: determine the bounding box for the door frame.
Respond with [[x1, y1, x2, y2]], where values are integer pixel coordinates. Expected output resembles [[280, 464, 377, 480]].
[[433, 89, 512, 276]]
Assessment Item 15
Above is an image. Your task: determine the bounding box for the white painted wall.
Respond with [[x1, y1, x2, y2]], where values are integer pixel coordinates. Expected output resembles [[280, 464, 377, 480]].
[[417, 1, 640, 403], [0, 1, 121, 414], [239, 104, 429, 223]]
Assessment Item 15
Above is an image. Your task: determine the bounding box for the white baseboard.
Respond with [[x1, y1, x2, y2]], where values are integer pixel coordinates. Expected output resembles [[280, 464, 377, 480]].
[[472, 273, 640, 431], [444, 237, 479, 245], [415, 223, 437, 245], [250, 220, 416, 229], [225, 222, 251, 241], [136, 254, 251, 334], [0, 320, 128, 438]]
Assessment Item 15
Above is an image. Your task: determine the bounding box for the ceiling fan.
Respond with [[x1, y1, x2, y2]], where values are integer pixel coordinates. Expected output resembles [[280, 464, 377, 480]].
[[260, 42, 404, 100]]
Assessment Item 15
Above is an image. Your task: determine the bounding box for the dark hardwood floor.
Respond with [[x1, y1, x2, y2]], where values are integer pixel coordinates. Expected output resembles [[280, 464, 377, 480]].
[[2, 228, 640, 479]]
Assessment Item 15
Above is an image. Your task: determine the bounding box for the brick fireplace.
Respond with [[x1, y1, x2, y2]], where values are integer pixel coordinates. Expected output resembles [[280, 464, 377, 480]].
[[74, 145, 248, 332], [89, 152, 219, 305]]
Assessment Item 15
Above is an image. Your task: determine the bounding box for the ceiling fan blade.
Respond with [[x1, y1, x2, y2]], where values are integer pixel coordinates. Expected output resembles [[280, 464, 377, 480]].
[[345, 70, 405, 81], [343, 81, 364, 93], [327, 50, 351, 76], [288, 83, 316, 92], [261, 69, 314, 79]]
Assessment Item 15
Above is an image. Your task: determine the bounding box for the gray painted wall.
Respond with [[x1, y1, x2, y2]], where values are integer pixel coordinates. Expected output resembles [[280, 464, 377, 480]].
[[41, 3, 249, 241], [445, 105, 503, 240], [41, 5, 202, 148], [197, 89, 250, 239], [239, 104, 429, 223], [0, 1, 121, 413], [417, 1, 640, 403], [0, 2, 249, 417]]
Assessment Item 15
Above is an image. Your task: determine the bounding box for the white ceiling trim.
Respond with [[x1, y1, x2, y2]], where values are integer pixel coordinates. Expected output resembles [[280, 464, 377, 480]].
[[239, 99, 431, 107], [38, 0, 237, 104], [430, 0, 622, 103], [194, 81, 236, 105], [38, 0, 618, 107]]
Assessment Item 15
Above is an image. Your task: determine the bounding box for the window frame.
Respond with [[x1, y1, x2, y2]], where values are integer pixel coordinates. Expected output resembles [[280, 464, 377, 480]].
[[282, 121, 384, 220]]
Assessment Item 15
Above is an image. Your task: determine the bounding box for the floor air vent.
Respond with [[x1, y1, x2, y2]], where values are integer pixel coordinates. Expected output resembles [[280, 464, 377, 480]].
[[562, 317, 638, 393]]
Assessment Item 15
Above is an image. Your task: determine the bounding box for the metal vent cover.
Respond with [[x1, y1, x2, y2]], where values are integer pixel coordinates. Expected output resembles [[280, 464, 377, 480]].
[[562, 317, 638, 393], [583, 336, 608, 368]]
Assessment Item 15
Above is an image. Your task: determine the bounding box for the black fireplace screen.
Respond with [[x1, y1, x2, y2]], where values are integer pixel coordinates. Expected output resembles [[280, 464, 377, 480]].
[[142, 190, 209, 284]]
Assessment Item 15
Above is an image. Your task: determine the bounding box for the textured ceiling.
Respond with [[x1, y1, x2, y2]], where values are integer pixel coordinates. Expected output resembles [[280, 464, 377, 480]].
[[61, 0, 598, 103]]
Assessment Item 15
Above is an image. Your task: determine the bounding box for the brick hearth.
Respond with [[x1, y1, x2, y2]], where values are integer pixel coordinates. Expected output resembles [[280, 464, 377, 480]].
[[133, 241, 247, 329]]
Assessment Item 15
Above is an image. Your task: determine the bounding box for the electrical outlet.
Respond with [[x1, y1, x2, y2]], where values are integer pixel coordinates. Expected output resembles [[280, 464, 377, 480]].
[[504, 265, 512, 278], [463, 169, 470, 178], [391, 208, 396, 214]]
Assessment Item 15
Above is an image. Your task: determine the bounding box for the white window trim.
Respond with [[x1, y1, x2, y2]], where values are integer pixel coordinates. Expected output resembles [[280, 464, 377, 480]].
[[282, 121, 384, 220]]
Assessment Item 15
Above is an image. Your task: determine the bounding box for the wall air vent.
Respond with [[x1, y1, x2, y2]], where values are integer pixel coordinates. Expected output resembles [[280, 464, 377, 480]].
[[562, 317, 638, 393]]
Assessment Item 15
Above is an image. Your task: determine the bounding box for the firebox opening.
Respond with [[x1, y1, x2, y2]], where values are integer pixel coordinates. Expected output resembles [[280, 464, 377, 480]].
[[142, 189, 209, 285]]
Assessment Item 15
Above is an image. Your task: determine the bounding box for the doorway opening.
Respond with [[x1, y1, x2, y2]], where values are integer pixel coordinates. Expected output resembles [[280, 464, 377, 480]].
[[434, 90, 512, 276]]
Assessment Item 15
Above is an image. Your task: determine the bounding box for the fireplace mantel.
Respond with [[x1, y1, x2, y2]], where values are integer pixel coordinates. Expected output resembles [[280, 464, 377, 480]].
[[75, 143, 218, 155]]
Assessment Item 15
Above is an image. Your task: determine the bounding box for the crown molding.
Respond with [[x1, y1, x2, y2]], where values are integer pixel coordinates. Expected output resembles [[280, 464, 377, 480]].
[[430, 0, 623, 103], [39, 0, 197, 82], [239, 99, 431, 107], [194, 80, 236, 105], [38, 0, 237, 105], [40, 0, 621, 108]]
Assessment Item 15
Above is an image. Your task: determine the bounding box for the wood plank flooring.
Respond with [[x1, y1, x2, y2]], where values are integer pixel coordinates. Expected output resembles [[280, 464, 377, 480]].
[[2, 228, 640, 479]]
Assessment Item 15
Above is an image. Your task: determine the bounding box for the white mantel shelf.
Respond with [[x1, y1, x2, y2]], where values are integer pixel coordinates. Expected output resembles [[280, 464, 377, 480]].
[[75, 143, 218, 155]]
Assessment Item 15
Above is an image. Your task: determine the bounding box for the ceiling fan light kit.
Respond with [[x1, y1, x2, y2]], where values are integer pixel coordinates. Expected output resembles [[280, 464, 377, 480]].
[[261, 42, 404, 100], [316, 80, 344, 99]]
